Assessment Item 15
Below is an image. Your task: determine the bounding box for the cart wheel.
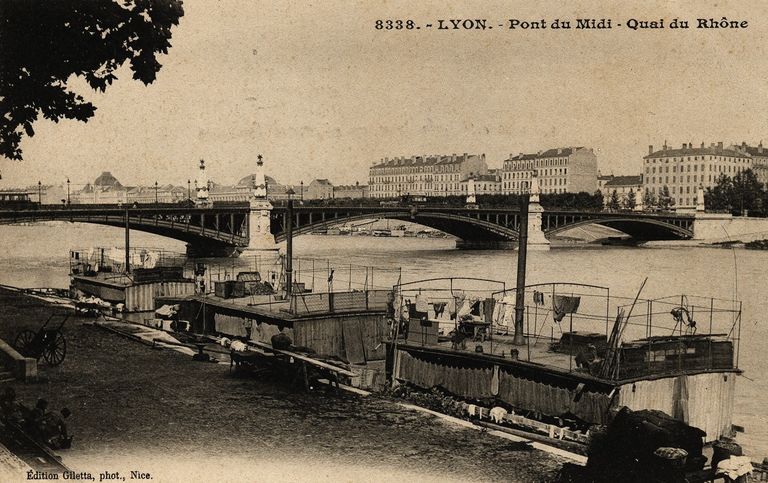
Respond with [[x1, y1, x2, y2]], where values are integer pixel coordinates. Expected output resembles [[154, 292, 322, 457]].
[[43, 333, 67, 366], [13, 330, 36, 357]]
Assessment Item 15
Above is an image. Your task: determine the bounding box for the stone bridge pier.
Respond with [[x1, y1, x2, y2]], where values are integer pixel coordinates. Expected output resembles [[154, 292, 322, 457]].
[[242, 154, 279, 253]]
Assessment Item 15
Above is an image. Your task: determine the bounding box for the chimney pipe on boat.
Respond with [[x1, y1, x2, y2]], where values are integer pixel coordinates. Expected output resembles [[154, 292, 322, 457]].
[[513, 193, 529, 346]]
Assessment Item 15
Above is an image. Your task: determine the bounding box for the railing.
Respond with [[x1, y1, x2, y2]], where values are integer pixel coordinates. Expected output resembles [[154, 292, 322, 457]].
[[389, 279, 741, 381]]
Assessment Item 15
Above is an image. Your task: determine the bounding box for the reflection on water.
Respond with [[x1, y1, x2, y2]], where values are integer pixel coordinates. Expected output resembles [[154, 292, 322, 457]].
[[1, 222, 766, 456]]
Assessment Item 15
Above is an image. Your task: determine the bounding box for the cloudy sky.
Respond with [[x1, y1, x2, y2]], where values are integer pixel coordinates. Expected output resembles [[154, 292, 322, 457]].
[[2, 0, 768, 189]]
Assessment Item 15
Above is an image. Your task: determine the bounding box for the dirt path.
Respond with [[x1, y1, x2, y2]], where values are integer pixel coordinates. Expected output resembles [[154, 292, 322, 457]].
[[0, 288, 565, 482]]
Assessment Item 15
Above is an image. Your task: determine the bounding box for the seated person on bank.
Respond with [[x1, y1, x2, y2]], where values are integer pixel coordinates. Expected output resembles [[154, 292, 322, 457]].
[[0, 388, 28, 426], [40, 407, 72, 449]]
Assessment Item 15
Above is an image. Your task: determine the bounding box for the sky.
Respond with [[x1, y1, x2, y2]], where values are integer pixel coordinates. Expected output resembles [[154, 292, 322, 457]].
[[2, 0, 768, 190]]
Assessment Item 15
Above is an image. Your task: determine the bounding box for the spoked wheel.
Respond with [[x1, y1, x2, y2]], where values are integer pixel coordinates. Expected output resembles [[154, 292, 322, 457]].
[[13, 330, 37, 357], [43, 332, 67, 366]]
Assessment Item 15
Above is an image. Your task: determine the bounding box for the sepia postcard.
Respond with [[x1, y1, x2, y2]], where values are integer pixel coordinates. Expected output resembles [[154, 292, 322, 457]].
[[1, 1, 767, 482]]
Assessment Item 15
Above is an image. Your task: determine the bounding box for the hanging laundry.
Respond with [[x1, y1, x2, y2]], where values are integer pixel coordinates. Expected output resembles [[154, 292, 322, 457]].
[[553, 295, 581, 322], [498, 303, 509, 326], [533, 290, 545, 306], [484, 298, 495, 323], [415, 293, 430, 313], [432, 301, 447, 319], [456, 298, 472, 319], [492, 301, 503, 324], [470, 299, 482, 317], [502, 299, 516, 326]]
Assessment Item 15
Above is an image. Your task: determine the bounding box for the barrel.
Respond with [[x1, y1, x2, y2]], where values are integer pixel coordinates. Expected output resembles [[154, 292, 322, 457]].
[[712, 440, 743, 469], [654, 447, 688, 482]]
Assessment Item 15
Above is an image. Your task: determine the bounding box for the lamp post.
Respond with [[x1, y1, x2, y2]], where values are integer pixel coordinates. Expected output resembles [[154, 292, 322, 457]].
[[37, 181, 42, 204], [66, 178, 70, 205], [300, 180, 304, 201], [154, 181, 159, 205], [187, 179, 191, 201]]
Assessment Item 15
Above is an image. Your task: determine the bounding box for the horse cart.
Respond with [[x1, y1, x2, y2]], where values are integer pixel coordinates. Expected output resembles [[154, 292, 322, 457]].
[[13, 313, 69, 366]]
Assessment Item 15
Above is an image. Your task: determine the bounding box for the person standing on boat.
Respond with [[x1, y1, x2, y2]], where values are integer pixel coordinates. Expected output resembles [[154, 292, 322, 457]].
[[575, 344, 598, 370]]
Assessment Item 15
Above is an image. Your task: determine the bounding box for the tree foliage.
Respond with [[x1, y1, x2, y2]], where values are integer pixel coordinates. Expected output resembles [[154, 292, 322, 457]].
[[642, 190, 656, 211], [607, 189, 620, 211], [705, 169, 766, 216], [0, 0, 185, 160], [658, 185, 674, 210], [300, 192, 606, 210], [623, 188, 636, 210]]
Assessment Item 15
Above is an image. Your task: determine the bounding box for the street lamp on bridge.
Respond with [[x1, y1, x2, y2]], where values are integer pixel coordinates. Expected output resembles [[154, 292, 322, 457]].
[[187, 179, 191, 201], [37, 181, 41, 204], [154, 181, 159, 205], [300, 180, 304, 201], [66, 178, 70, 205]]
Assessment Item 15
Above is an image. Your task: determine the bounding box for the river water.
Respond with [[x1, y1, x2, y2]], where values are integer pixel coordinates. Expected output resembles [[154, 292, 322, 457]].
[[1, 222, 766, 457]]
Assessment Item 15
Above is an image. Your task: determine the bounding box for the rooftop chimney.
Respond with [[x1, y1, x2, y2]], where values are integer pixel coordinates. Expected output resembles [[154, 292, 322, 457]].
[[701, 142, 705, 148], [649, 145, 654, 155], [759, 142, 763, 154], [718, 142, 723, 149]]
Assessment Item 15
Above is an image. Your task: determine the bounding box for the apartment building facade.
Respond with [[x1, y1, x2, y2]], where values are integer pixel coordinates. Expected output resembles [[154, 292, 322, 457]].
[[501, 147, 598, 195], [643, 142, 752, 209], [368, 153, 488, 198]]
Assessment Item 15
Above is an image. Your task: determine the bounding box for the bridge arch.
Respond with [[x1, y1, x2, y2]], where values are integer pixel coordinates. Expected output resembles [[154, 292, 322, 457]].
[[545, 216, 694, 240], [272, 208, 521, 247]]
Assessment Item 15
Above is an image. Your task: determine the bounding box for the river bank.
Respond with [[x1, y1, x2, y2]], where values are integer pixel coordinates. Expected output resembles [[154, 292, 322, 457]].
[[0, 287, 566, 482]]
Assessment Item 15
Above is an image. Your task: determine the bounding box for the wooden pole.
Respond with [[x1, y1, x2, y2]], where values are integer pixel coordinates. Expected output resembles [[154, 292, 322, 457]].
[[124, 206, 130, 273], [513, 194, 530, 346], [285, 197, 294, 297]]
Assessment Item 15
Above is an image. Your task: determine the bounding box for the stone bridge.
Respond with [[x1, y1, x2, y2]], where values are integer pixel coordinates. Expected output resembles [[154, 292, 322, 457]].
[[4, 202, 764, 254], [270, 205, 696, 249]]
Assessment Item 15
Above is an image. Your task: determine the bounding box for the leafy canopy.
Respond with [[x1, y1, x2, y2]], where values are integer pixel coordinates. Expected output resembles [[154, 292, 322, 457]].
[[0, 0, 185, 160]]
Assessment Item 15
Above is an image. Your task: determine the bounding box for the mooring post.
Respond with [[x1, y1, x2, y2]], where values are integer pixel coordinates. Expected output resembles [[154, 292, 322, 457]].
[[513, 194, 529, 346]]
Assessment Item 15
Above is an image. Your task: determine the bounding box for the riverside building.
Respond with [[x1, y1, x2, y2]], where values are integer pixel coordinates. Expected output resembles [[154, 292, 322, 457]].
[[643, 142, 752, 209], [368, 153, 488, 198], [601, 175, 644, 211], [501, 147, 598, 195], [733, 141, 768, 187]]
